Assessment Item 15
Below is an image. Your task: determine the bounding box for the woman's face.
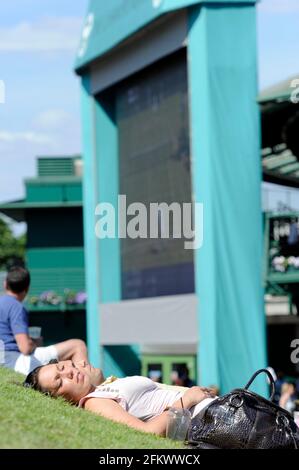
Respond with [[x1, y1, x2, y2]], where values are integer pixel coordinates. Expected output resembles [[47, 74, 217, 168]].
[[37, 360, 104, 403]]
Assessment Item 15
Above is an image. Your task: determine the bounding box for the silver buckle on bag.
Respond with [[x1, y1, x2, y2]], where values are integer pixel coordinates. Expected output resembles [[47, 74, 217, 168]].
[[275, 413, 290, 428], [229, 394, 244, 408]]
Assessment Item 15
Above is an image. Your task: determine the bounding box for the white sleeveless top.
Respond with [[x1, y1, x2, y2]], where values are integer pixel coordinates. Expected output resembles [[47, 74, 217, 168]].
[[78, 376, 215, 421]]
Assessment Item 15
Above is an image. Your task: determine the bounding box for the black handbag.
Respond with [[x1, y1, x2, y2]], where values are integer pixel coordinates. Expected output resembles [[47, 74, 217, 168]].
[[187, 369, 299, 449]]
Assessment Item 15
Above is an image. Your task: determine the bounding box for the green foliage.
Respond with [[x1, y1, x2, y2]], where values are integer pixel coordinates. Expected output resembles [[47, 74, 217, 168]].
[[0, 367, 183, 449], [0, 218, 26, 270]]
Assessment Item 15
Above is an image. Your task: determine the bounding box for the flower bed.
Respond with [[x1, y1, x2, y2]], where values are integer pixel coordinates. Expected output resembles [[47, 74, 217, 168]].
[[28, 289, 87, 308], [271, 256, 299, 273]]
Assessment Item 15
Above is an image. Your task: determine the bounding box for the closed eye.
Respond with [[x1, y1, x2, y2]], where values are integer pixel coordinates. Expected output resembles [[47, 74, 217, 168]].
[[54, 374, 63, 391]]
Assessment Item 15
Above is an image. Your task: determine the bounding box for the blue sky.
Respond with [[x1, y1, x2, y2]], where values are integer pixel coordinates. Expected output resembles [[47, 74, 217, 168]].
[[0, 0, 89, 209], [0, 0, 299, 216], [257, 0, 299, 87]]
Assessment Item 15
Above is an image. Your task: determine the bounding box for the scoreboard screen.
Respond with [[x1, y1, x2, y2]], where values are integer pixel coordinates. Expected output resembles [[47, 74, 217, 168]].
[[117, 50, 195, 300]]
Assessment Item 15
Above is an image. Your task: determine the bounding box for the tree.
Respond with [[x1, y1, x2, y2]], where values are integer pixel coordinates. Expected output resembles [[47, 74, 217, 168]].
[[0, 218, 26, 270]]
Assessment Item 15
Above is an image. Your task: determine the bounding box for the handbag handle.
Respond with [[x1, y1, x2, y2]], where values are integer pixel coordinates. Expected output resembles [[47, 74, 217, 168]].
[[244, 368, 276, 401]]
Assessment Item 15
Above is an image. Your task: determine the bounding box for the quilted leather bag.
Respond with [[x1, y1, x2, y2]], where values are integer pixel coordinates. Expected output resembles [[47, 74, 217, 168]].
[[188, 369, 299, 449]]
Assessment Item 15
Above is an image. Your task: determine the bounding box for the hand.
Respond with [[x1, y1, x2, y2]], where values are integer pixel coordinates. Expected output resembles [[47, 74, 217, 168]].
[[182, 386, 217, 407], [75, 359, 88, 367]]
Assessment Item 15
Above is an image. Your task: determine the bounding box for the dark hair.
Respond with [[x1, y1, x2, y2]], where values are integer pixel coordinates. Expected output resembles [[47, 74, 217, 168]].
[[6, 267, 30, 294], [23, 359, 58, 395], [177, 364, 189, 380]]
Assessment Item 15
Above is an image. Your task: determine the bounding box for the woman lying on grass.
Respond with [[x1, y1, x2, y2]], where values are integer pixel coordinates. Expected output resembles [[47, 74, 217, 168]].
[[24, 360, 216, 436]]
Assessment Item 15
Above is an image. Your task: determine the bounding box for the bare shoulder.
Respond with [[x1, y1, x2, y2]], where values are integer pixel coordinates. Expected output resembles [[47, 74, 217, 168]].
[[83, 397, 120, 412]]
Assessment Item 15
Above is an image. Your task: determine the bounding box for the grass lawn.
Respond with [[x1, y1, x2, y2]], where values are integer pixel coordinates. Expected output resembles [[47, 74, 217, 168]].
[[0, 366, 183, 449]]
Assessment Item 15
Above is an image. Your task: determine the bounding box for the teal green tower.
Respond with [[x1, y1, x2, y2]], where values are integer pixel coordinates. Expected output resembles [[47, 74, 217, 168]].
[[75, 0, 267, 393]]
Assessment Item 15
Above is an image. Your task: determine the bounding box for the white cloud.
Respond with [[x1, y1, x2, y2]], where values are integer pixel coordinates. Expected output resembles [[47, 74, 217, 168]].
[[33, 109, 73, 130], [258, 0, 299, 13], [0, 120, 82, 204], [0, 17, 82, 52], [0, 130, 51, 144]]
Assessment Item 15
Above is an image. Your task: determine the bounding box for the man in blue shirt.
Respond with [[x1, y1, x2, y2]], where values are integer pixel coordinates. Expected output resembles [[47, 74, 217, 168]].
[[0, 266, 88, 375]]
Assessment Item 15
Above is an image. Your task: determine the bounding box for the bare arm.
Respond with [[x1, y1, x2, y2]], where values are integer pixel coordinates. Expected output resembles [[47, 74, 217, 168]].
[[15, 333, 36, 355], [54, 339, 88, 363], [84, 398, 170, 436], [84, 387, 215, 436]]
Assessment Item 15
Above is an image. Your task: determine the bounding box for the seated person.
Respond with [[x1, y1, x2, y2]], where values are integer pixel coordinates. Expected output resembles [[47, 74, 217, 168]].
[[23, 359, 217, 436], [0, 266, 88, 375], [279, 382, 297, 414], [171, 365, 196, 388]]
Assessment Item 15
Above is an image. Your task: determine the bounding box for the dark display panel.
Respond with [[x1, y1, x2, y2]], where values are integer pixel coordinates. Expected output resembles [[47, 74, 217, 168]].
[[117, 51, 195, 299]]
